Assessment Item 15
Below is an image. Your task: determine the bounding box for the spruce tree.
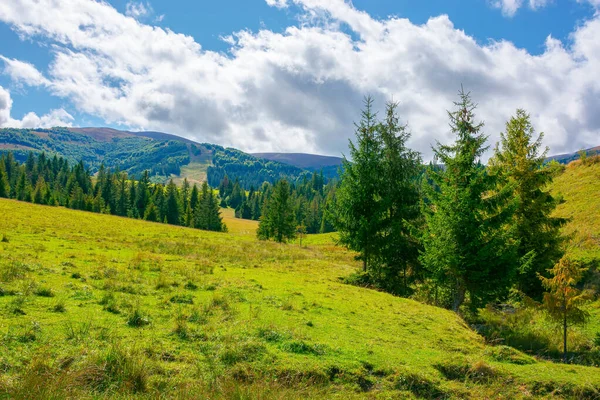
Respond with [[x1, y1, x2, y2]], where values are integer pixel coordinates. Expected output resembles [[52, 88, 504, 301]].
[[257, 179, 296, 243], [135, 170, 150, 217], [421, 89, 517, 312], [334, 96, 383, 271], [376, 101, 422, 294], [165, 179, 181, 225], [489, 109, 567, 298], [0, 161, 9, 198]]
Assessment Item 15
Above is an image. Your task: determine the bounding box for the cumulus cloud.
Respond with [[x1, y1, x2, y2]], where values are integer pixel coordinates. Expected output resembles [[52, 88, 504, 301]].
[[491, 0, 599, 16], [0, 0, 599, 158], [0, 56, 49, 87], [0, 86, 73, 128]]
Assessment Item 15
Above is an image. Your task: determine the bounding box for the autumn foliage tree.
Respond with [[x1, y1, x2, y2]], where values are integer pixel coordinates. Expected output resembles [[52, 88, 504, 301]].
[[539, 257, 592, 362]]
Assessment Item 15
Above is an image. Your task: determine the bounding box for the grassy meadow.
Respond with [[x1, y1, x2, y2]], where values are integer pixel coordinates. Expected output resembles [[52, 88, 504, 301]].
[[0, 176, 599, 398]]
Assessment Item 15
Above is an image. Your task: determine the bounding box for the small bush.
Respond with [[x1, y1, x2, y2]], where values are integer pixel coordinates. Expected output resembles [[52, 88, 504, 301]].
[[64, 320, 92, 341], [127, 307, 150, 327], [184, 281, 198, 290], [100, 292, 120, 314], [170, 293, 194, 304], [35, 286, 55, 297], [52, 298, 66, 313], [1, 234, 8, 243]]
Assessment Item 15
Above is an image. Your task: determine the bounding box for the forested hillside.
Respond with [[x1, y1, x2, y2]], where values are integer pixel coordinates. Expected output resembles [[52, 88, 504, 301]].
[[0, 128, 318, 187]]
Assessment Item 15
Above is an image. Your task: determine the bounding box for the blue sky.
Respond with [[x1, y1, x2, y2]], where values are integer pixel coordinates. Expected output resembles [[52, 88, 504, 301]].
[[0, 0, 599, 157]]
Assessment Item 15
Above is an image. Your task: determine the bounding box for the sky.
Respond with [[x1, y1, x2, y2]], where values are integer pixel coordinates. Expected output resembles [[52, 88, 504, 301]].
[[0, 0, 599, 159]]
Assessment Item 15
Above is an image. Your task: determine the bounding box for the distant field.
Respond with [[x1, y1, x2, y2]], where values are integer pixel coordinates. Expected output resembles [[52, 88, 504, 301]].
[[1, 199, 599, 399]]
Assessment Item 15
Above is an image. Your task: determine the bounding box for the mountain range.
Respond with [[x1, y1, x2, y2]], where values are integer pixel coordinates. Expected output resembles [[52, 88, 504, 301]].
[[0, 126, 596, 188]]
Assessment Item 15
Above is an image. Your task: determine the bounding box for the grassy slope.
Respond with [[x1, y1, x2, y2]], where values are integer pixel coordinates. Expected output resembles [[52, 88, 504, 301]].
[[0, 200, 599, 399], [550, 159, 600, 341]]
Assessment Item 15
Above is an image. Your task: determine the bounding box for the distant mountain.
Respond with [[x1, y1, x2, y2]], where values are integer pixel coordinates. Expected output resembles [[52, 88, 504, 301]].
[[545, 146, 600, 164], [252, 152, 343, 178], [0, 127, 310, 188]]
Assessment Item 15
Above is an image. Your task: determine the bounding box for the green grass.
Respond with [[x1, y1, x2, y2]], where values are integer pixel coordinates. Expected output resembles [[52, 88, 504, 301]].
[[551, 158, 600, 264], [0, 198, 599, 399]]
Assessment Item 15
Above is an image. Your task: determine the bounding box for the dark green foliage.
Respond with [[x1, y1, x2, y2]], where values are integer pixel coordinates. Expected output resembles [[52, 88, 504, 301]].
[[334, 97, 384, 272], [0, 128, 189, 178], [333, 98, 422, 294], [420, 89, 518, 312], [233, 171, 336, 235], [489, 109, 567, 299], [257, 179, 297, 243], [0, 161, 9, 198], [207, 145, 310, 190], [164, 180, 181, 225], [0, 151, 226, 233], [193, 182, 226, 232]]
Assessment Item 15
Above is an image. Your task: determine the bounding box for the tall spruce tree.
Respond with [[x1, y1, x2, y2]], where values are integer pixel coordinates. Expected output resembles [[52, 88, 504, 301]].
[[334, 96, 384, 271], [421, 89, 518, 312], [376, 101, 422, 294], [257, 179, 296, 243], [489, 109, 567, 299]]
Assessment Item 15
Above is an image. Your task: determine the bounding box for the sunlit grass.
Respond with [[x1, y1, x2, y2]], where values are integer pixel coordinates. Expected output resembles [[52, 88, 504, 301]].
[[0, 198, 599, 398]]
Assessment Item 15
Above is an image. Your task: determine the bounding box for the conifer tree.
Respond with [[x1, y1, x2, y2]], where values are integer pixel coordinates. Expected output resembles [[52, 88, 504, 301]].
[[376, 101, 422, 294], [334, 96, 384, 271], [135, 170, 150, 218], [190, 184, 199, 212], [165, 179, 181, 225], [539, 257, 592, 362], [144, 203, 159, 222], [257, 179, 296, 243], [421, 89, 517, 312], [489, 109, 567, 298], [0, 161, 9, 198]]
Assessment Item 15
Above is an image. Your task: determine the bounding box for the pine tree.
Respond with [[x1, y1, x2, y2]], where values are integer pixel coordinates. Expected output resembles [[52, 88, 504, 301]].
[[489, 109, 567, 299], [421, 89, 518, 312], [190, 184, 199, 212], [376, 101, 422, 294], [539, 257, 592, 362], [32, 176, 47, 204], [144, 203, 159, 222], [257, 179, 296, 243], [193, 182, 210, 230], [0, 161, 9, 198], [334, 96, 384, 271], [165, 179, 181, 225], [206, 186, 226, 232], [136, 170, 151, 217]]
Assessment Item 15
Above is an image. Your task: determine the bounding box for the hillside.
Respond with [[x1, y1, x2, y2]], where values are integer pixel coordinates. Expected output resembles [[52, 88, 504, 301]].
[[0, 199, 599, 399], [551, 158, 600, 267], [251, 153, 343, 178], [0, 127, 309, 188], [546, 146, 600, 165]]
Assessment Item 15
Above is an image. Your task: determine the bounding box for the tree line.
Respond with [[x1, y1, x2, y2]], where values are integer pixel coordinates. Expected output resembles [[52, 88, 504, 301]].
[[0, 152, 226, 232], [220, 171, 337, 237]]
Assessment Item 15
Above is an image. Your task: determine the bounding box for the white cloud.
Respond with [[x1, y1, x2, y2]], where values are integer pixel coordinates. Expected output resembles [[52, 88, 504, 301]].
[[125, 2, 152, 19], [0, 0, 599, 158], [491, 0, 598, 16], [0, 56, 49, 87], [0, 86, 73, 128]]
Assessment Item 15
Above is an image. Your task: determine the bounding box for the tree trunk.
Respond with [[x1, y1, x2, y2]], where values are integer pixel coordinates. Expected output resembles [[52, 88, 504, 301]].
[[563, 304, 568, 363], [452, 281, 466, 313]]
